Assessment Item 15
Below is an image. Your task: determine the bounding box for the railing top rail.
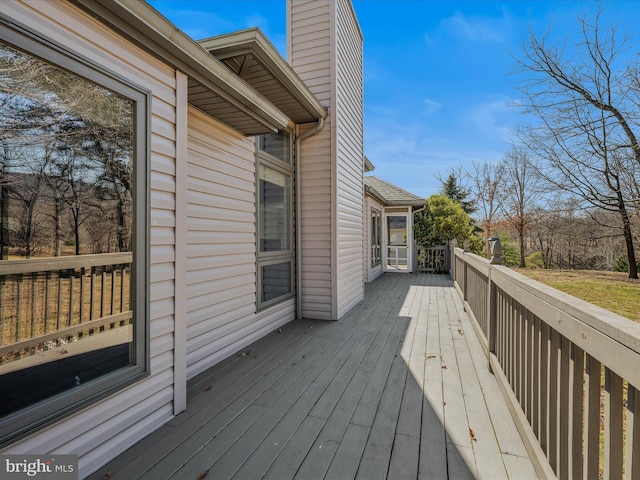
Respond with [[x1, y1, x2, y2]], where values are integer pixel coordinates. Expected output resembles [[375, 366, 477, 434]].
[[459, 250, 490, 274], [416, 244, 447, 250], [0, 252, 133, 276]]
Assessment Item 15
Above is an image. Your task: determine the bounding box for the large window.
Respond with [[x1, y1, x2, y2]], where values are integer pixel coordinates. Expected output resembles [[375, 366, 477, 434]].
[[256, 132, 293, 309], [0, 23, 148, 446], [371, 208, 381, 266]]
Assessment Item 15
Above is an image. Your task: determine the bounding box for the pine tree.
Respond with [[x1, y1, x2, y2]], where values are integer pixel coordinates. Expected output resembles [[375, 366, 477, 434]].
[[440, 173, 476, 214]]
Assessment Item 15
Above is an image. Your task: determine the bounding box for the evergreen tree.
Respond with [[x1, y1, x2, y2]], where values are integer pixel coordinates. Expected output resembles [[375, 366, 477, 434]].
[[440, 173, 476, 214], [415, 194, 483, 253]]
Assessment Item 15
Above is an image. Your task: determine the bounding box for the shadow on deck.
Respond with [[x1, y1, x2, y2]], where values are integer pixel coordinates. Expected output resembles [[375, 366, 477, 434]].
[[89, 273, 537, 480]]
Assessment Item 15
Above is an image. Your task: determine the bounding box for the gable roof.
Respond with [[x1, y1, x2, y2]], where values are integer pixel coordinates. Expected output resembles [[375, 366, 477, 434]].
[[364, 176, 424, 207]]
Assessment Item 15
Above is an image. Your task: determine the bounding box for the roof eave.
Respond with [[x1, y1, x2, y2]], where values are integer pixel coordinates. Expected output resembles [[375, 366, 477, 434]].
[[71, 0, 289, 134], [199, 28, 327, 122], [364, 156, 375, 172]]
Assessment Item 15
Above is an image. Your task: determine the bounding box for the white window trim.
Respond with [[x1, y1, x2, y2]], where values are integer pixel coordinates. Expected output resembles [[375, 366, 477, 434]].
[[256, 132, 294, 311]]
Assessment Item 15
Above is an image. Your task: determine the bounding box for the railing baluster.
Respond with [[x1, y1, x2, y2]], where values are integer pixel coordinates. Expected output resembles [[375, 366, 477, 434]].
[[508, 297, 520, 390], [111, 267, 116, 316], [30, 272, 36, 339], [549, 329, 559, 473], [500, 290, 506, 366], [532, 315, 541, 440], [628, 385, 640, 480], [571, 344, 584, 479], [101, 267, 106, 319], [526, 309, 534, 423], [505, 295, 512, 385], [585, 355, 601, 480], [517, 302, 523, 402], [68, 272, 74, 328], [559, 335, 570, 479], [56, 271, 62, 331], [16, 273, 22, 341], [85, 266, 90, 323], [120, 267, 126, 316], [604, 368, 624, 479], [540, 322, 549, 456], [44, 271, 50, 334], [0, 276, 4, 345]]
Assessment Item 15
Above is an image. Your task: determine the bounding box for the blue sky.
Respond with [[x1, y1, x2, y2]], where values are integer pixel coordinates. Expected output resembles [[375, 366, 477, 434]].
[[148, 0, 639, 199]]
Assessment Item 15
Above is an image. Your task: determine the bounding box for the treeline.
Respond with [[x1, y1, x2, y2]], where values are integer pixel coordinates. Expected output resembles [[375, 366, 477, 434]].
[[442, 6, 640, 279]]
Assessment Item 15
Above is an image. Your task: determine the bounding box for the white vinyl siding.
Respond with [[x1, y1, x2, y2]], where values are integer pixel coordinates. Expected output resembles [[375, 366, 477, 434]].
[[289, 0, 334, 320], [289, 0, 364, 320], [186, 107, 294, 379], [335, 0, 364, 317], [0, 1, 176, 478]]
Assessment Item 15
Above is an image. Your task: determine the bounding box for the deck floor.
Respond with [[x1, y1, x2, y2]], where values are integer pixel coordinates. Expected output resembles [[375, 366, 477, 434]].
[[89, 273, 537, 480]]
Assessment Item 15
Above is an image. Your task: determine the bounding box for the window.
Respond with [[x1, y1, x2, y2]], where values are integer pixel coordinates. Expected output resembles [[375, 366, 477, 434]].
[[371, 208, 381, 266], [256, 132, 293, 309], [0, 23, 148, 446]]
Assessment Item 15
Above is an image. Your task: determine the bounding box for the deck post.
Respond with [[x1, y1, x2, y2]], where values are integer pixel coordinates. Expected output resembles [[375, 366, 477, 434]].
[[489, 237, 503, 265], [449, 239, 457, 278]]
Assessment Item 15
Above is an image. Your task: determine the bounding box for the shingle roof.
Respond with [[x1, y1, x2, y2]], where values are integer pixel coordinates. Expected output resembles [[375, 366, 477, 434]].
[[364, 176, 425, 206]]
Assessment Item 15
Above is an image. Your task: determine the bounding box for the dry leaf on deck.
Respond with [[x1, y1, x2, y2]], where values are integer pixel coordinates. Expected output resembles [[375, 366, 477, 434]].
[[196, 467, 211, 480]]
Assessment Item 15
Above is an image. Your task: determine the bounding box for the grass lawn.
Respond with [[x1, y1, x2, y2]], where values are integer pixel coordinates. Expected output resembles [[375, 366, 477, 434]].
[[513, 268, 640, 323]]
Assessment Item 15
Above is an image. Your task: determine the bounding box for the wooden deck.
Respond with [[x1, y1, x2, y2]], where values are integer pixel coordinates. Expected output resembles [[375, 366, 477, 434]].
[[89, 273, 537, 480]]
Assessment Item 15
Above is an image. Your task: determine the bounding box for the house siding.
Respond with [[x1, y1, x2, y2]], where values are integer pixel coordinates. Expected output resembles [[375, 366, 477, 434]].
[[0, 1, 177, 477], [186, 107, 295, 378], [289, 0, 334, 320], [335, 0, 364, 317], [289, 0, 363, 320]]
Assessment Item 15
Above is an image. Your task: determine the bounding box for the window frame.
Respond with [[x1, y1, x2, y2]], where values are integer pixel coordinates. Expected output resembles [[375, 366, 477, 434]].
[[0, 15, 150, 447], [371, 207, 382, 267], [256, 131, 294, 311]]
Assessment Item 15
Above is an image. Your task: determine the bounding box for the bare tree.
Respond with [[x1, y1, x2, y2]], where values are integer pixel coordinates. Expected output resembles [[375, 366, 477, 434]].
[[501, 147, 540, 268], [515, 6, 639, 278], [469, 160, 505, 254]]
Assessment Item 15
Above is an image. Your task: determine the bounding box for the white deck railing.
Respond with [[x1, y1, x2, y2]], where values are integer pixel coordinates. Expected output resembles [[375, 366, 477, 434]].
[[415, 244, 448, 273], [0, 253, 132, 362], [451, 240, 640, 480]]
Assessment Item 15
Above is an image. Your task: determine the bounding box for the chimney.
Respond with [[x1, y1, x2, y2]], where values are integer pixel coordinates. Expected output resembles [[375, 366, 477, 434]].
[[287, 0, 364, 320]]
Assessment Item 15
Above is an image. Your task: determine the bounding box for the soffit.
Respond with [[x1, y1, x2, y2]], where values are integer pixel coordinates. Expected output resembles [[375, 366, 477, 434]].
[[72, 0, 291, 135], [199, 28, 327, 125]]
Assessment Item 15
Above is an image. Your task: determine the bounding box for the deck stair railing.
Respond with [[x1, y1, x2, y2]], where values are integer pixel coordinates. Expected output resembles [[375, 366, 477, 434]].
[[451, 238, 640, 480], [0, 253, 132, 364]]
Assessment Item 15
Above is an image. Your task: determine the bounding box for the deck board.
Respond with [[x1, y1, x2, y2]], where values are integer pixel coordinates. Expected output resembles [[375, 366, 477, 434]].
[[88, 273, 538, 480]]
